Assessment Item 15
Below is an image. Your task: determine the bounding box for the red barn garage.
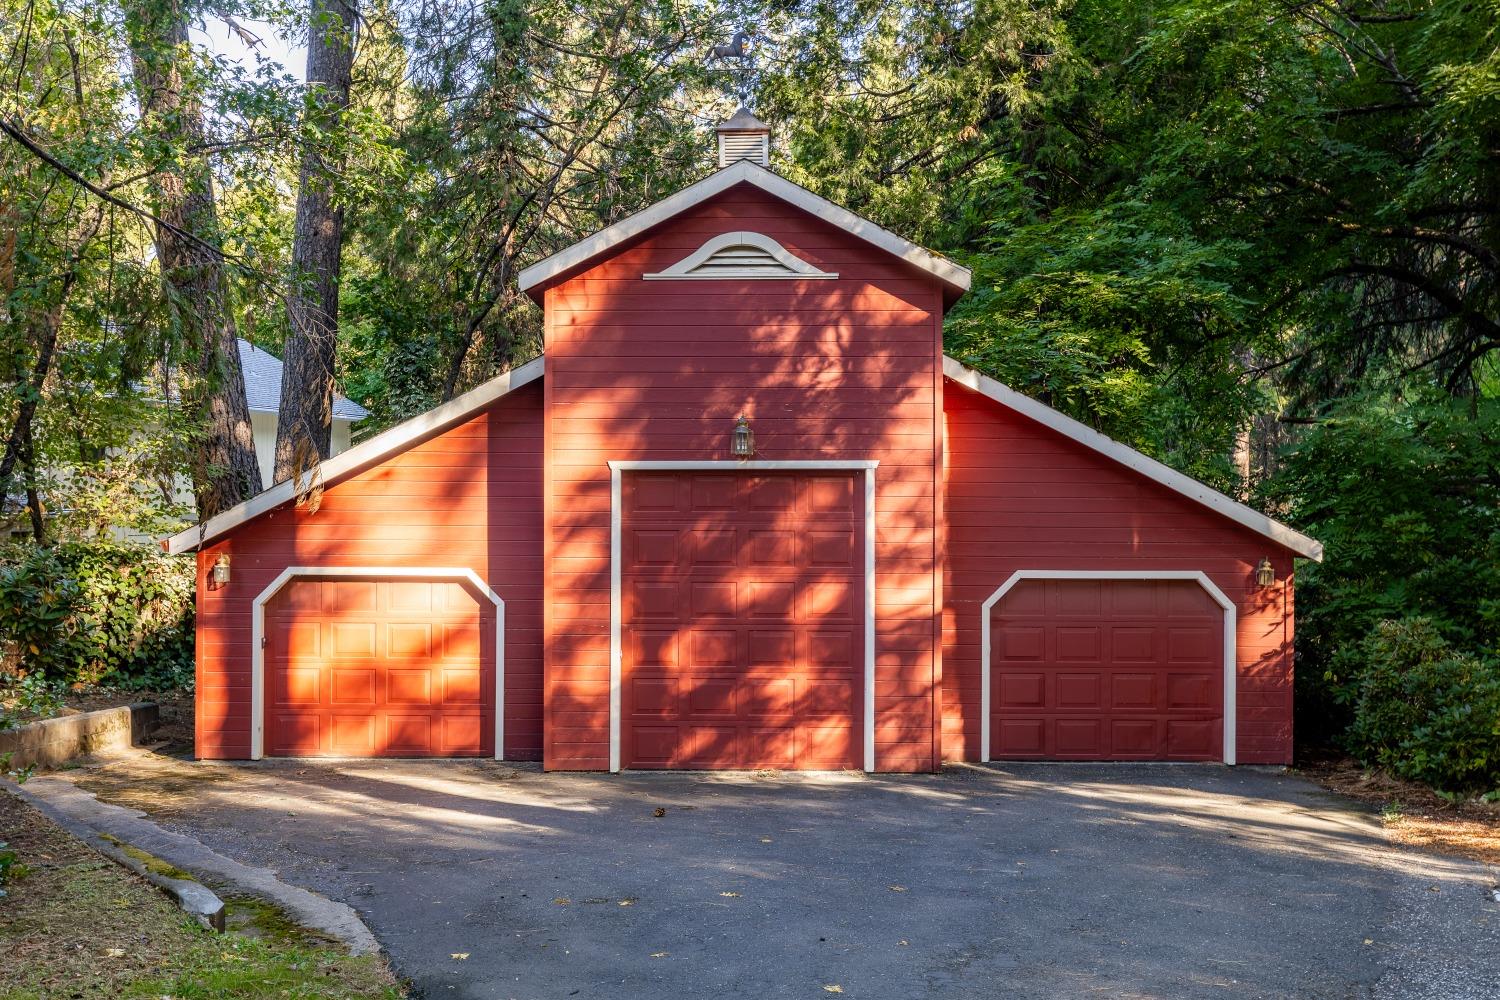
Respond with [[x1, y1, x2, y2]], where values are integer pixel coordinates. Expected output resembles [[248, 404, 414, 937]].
[[170, 112, 1321, 771]]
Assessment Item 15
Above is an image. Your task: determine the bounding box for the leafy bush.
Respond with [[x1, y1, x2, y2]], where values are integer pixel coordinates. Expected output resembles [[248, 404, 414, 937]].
[[1348, 619, 1500, 795], [0, 673, 68, 728], [0, 541, 194, 689], [1263, 395, 1500, 749]]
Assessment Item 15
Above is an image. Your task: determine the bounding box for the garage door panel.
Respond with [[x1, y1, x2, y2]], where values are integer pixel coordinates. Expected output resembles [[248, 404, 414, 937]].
[[995, 718, 1045, 756], [1110, 719, 1159, 756], [331, 715, 376, 754], [265, 577, 492, 757], [992, 579, 1222, 762], [269, 713, 320, 754], [1110, 673, 1156, 708], [1055, 673, 1102, 709], [622, 471, 862, 769], [330, 668, 376, 706], [686, 678, 737, 717]]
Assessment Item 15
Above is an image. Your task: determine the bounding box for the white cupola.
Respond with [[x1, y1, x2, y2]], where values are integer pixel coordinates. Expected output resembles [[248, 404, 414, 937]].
[[716, 107, 771, 168]]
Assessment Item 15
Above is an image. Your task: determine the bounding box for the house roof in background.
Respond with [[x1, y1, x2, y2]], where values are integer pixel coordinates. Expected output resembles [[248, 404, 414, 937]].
[[238, 340, 368, 421], [165, 356, 543, 554]]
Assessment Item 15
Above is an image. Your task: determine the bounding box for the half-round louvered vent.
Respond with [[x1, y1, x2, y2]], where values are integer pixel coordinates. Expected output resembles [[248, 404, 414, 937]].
[[687, 243, 792, 276], [642, 231, 838, 281]]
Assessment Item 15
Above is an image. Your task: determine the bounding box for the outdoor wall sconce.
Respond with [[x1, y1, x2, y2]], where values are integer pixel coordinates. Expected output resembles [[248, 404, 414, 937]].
[[1255, 557, 1275, 588], [211, 553, 232, 588], [731, 414, 755, 457]]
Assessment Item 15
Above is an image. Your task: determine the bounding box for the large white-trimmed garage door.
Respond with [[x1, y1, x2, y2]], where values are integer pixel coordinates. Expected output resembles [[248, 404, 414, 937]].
[[618, 469, 865, 770], [259, 572, 499, 758], [988, 577, 1226, 761]]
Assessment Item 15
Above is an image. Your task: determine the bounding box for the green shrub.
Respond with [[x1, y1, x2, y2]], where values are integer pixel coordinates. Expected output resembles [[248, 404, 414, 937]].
[[1262, 395, 1500, 748], [1347, 618, 1500, 795], [0, 541, 194, 689]]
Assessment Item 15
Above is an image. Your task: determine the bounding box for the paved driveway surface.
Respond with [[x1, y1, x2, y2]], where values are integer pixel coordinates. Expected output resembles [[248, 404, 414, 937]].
[[67, 759, 1499, 999]]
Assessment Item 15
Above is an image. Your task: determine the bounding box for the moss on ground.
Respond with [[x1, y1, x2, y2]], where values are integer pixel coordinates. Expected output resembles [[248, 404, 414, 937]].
[[0, 791, 400, 1000]]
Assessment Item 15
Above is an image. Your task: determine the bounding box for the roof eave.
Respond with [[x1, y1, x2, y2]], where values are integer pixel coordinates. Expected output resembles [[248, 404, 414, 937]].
[[517, 160, 971, 306], [165, 356, 545, 554], [942, 357, 1324, 562]]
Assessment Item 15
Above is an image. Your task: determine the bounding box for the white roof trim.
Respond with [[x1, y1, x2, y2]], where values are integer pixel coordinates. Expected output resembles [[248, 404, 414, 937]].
[[165, 356, 545, 555], [943, 356, 1324, 561], [642, 231, 837, 281], [517, 160, 970, 294]]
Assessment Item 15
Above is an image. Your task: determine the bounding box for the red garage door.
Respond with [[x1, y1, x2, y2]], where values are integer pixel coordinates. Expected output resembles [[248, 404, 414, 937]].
[[265, 577, 494, 757], [621, 471, 864, 769], [990, 579, 1223, 761]]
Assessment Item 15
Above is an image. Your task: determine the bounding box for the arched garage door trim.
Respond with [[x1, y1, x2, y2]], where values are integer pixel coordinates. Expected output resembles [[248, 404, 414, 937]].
[[980, 570, 1236, 765], [250, 566, 505, 761]]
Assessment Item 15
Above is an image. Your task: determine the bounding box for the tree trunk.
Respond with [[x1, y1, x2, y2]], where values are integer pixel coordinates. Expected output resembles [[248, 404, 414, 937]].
[[274, 0, 358, 485], [125, 0, 262, 518]]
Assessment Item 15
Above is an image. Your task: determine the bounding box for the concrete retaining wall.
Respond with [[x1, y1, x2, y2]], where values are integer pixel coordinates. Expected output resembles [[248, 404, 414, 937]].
[[0, 703, 159, 769]]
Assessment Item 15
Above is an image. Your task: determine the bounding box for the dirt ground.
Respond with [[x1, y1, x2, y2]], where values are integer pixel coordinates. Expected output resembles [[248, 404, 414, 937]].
[[1298, 758, 1500, 864]]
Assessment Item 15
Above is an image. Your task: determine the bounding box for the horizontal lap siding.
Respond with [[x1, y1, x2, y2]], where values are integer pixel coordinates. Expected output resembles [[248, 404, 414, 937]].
[[941, 381, 1296, 765], [195, 381, 545, 760], [544, 185, 943, 772]]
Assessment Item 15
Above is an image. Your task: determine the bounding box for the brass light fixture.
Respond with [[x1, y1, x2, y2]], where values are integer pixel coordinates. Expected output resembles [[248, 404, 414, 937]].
[[1255, 557, 1275, 588], [211, 553, 232, 588], [731, 415, 755, 458]]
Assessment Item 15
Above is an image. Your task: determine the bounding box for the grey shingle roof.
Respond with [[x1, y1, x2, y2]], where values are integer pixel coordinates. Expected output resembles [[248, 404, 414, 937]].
[[238, 339, 368, 421]]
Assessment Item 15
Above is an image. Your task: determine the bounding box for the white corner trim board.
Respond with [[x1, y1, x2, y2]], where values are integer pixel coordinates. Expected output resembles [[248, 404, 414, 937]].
[[250, 567, 505, 761], [642, 231, 837, 281], [166, 356, 545, 555], [518, 160, 971, 295], [607, 460, 879, 772], [980, 570, 1237, 766], [943, 356, 1324, 562]]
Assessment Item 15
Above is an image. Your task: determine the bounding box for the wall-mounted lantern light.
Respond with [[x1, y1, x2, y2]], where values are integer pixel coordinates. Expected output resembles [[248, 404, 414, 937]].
[[1255, 557, 1275, 588], [731, 415, 755, 458], [211, 553, 232, 588]]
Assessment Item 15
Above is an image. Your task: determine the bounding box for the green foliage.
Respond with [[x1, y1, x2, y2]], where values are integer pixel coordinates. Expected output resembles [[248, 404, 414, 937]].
[[0, 672, 68, 728], [1263, 394, 1500, 791], [1347, 619, 1500, 795], [0, 542, 194, 689], [0, 840, 17, 898]]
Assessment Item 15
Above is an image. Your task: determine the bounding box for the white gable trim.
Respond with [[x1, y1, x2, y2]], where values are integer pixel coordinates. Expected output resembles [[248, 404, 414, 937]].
[[517, 160, 970, 294], [943, 356, 1323, 561], [165, 356, 545, 555], [642, 231, 837, 281]]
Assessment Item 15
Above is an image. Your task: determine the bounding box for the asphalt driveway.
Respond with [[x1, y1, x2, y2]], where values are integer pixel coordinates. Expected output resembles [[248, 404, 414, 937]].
[[60, 759, 1500, 999]]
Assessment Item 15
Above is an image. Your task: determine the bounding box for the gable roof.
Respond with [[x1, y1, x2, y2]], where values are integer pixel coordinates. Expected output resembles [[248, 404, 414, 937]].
[[517, 159, 972, 308], [164, 356, 543, 555], [943, 356, 1323, 561], [239, 340, 368, 421], [168, 352, 1321, 561]]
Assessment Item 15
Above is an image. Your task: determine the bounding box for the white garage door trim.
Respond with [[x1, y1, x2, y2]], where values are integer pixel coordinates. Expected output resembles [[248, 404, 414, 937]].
[[250, 566, 505, 761], [980, 570, 1237, 765], [608, 460, 879, 773]]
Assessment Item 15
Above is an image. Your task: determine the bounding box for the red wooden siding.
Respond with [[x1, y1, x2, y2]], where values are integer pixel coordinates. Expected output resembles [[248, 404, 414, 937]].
[[195, 380, 544, 760], [543, 184, 946, 772], [942, 380, 1296, 764]]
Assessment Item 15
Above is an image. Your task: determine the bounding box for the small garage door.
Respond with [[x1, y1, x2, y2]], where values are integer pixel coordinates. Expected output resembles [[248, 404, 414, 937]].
[[990, 579, 1223, 760], [621, 471, 863, 769], [265, 577, 494, 757]]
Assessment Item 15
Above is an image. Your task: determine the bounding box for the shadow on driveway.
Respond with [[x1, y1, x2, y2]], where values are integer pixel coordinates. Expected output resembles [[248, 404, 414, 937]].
[[62, 757, 1500, 999]]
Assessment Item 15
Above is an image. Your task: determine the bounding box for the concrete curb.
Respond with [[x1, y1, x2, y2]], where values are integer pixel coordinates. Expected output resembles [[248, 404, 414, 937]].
[[0, 702, 159, 770], [5, 776, 380, 955]]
